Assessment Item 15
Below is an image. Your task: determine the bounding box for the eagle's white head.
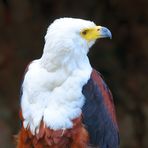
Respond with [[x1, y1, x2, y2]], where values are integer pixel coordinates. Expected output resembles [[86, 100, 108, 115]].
[[41, 18, 112, 71]]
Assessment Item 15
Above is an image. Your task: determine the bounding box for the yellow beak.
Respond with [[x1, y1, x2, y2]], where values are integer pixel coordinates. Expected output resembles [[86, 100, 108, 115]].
[[81, 26, 112, 41]]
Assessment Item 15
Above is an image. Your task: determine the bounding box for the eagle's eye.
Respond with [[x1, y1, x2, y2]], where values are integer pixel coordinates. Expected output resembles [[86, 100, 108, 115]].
[[82, 30, 88, 35]]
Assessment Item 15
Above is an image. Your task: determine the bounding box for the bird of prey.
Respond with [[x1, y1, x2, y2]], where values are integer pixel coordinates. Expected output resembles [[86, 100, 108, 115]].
[[17, 18, 119, 148]]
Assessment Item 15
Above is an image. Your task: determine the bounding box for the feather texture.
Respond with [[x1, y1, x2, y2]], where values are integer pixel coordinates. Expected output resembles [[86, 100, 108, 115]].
[[17, 115, 88, 148], [17, 69, 119, 148], [17, 18, 119, 148], [82, 69, 119, 148]]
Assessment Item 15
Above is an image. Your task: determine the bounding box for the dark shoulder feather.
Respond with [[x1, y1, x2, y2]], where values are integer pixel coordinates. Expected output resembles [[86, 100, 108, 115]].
[[82, 69, 119, 148]]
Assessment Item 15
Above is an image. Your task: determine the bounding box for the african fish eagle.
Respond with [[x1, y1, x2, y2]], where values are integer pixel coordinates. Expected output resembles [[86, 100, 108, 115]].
[[17, 18, 119, 148]]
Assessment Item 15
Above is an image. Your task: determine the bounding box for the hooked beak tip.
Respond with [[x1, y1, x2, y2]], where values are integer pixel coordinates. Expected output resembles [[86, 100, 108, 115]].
[[99, 26, 112, 39]]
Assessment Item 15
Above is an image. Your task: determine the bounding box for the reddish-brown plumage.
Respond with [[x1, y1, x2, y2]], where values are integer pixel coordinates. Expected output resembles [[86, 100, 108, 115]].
[[17, 113, 89, 148], [91, 69, 118, 126]]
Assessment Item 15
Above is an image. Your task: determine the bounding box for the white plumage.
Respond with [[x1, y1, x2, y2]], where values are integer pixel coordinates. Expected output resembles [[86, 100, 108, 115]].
[[21, 18, 96, 134]]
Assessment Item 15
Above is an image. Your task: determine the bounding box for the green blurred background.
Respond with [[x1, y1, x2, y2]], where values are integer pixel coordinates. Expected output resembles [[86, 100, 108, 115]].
[[0, 0, 148, 147]]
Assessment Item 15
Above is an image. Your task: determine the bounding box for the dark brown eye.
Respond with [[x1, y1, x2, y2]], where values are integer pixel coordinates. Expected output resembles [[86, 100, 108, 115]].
[[82, 30, 87, 35]]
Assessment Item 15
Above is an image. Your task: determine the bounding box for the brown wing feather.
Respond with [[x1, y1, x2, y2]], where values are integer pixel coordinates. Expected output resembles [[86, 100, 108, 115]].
[[91, 69, 118, 128]]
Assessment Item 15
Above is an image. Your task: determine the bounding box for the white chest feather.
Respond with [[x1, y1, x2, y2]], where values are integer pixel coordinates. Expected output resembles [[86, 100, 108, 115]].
[[21, 59, 92, 134]]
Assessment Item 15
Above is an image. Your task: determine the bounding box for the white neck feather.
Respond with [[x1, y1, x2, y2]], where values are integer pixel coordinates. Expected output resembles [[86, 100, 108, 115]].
[[21, 45, 92, 135]]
